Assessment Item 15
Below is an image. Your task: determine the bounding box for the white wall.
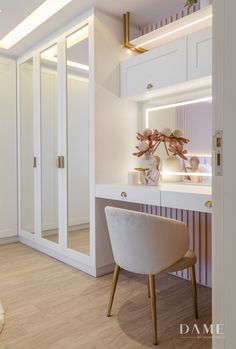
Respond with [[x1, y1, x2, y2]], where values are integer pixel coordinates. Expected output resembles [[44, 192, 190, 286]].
[[0, 56, 17, 238], [94, 11, 140, 270], [94, 10, 140, 184]]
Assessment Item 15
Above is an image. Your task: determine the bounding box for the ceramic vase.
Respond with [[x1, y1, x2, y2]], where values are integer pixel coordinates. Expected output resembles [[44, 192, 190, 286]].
[[162, 155, 183, 183], [138, 154, 160, 186]]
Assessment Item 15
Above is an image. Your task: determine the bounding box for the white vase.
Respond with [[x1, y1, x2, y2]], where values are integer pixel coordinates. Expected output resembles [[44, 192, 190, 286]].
[[162, 155, 183, 183], [200, 0, 212, 9], [138, 154, 152, 169]]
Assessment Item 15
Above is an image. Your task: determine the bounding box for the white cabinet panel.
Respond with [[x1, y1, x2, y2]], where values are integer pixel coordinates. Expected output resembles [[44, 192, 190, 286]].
[[121, 38, 187, 98], [0, 57, 17, 238], [188, 27, 212, 80]]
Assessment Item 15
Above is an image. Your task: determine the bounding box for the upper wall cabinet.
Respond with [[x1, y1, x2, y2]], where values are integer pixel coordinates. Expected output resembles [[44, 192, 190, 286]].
[[121, 28, 212, 100], [188, 28, 212, 81], [121, 37, 187, 98]]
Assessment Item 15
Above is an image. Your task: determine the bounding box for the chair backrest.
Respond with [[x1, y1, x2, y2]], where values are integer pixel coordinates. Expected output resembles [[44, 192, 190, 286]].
[[105, 206, 190, 275]]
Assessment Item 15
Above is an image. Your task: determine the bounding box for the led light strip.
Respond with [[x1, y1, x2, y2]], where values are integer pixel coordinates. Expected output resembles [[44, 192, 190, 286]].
[[0, 0, 74, 49], [136, 14, 213, 49], [145, 96, 212, 128], [161, 171, 212, 177], [186, 153, 212, 158]]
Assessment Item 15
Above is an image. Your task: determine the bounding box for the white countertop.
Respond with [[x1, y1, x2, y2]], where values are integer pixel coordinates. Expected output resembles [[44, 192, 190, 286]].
[[95, 183, 212, 213]]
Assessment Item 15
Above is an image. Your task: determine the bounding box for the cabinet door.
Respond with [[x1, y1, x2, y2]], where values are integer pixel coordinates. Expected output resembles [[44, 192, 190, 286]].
[[188, 28, 212, 80], [121, 37, 187, 99]]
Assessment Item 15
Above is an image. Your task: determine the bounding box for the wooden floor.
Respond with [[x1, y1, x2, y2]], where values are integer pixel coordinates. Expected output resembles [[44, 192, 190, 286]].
[[0, 243, 212, 349]]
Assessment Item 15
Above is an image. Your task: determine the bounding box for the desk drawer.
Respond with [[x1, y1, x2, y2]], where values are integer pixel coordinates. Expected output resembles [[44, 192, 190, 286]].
[[161, 191, 212, 213], [96, 185, 161, 206]]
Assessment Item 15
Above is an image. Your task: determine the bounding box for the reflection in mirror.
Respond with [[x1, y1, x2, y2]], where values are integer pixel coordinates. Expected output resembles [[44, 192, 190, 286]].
[[66, 26, 90, 255], [40, 44, 59, 244], [20, 58, 35, 234], [146, 98, 212, 184]]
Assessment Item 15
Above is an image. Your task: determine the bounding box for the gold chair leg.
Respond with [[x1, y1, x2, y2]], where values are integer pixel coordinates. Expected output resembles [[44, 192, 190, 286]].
[[190, 265, 199, 319], [148, 275, 158, 345], [147, 275, 150, 298], [107, 264, 120, 317]]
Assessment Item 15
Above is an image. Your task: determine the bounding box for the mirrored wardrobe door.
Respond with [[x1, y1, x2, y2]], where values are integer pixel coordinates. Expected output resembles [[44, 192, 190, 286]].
[[40, 44, 59, 244], [66, 26, 90, 255], [20, 58, 35, 235]]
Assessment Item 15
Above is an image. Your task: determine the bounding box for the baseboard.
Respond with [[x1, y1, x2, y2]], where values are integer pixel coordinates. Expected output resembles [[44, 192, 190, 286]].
[[95, 263, 115, 277], [0, 236, 19, 245]]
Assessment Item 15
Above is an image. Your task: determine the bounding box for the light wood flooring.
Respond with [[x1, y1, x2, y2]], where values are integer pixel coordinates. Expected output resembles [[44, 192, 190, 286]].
[[0, 243, 212, 349]]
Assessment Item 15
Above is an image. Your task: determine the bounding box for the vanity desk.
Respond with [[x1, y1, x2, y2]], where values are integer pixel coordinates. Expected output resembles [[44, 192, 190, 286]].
[[96, 183, 212, 213], [95, 183, 212, 287]]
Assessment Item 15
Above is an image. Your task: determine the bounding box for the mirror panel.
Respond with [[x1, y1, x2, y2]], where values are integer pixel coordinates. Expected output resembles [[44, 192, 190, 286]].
[[40, 44, 59, 244], [20, 58, 35, 234], [66, 26, 90, 255], [146, 98, 213, 184]]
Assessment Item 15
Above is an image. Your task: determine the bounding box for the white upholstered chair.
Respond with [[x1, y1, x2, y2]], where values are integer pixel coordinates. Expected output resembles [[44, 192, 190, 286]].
[[105, 207, 198, 346]]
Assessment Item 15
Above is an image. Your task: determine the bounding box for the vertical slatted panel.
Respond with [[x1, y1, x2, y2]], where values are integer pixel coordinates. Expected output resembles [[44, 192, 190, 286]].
[[141, 205, 212, 287]]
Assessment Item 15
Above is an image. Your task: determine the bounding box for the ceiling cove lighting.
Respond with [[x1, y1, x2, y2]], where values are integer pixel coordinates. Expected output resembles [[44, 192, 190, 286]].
[[0, 0, 73, 49], [145, 96, 213, 128]]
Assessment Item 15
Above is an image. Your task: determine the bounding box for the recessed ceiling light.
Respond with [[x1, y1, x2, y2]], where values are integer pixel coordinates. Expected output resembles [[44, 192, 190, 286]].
[[0, 9, 3, 14], [0, 0, 73, 49]]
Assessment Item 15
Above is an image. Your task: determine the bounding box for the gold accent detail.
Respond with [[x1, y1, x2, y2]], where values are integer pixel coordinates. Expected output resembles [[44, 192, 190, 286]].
[[61, 156, 65, 169], [134, 167, 149, 171], [147, 83, 154, 90], [148, 275, 158, 345], [190, 265, 199, 319], [147, 275, 151, 298], [33, 157, 37, 168], [58, 156, 61, 169], [107, 264, 120, 317], [216, 136, 221, 148], [121, 192, 128, 198], [205, 200, 212, 208], [123, 12, 147, 54], [216, 153, 221, 166], [58, 156, 65, 169]]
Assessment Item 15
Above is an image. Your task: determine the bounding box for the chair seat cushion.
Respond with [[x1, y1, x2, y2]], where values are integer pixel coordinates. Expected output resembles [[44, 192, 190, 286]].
[[164, 250, 196, 273]]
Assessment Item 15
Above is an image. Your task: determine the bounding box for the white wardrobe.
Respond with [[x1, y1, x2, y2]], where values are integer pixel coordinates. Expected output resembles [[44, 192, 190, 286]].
[[16, 9, 138, 276]]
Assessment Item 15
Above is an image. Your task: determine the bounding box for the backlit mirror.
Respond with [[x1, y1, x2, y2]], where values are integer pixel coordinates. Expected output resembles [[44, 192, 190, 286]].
[[66, 26, 90, 255], [145, 98, 212, 184]]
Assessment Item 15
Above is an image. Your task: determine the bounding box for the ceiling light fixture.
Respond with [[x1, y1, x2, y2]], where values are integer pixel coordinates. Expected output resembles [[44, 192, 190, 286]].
[[0, 0, 74, 49]]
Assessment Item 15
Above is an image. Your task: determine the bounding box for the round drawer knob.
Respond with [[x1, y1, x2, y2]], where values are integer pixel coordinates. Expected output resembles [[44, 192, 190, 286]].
[[146, 83, 154, 90], [205, 200, 212, 208], [121, 192, 127, 198]]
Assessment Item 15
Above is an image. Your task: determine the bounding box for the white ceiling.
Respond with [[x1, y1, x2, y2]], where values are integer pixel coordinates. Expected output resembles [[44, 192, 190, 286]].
[[0, 0, 186, 57]]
